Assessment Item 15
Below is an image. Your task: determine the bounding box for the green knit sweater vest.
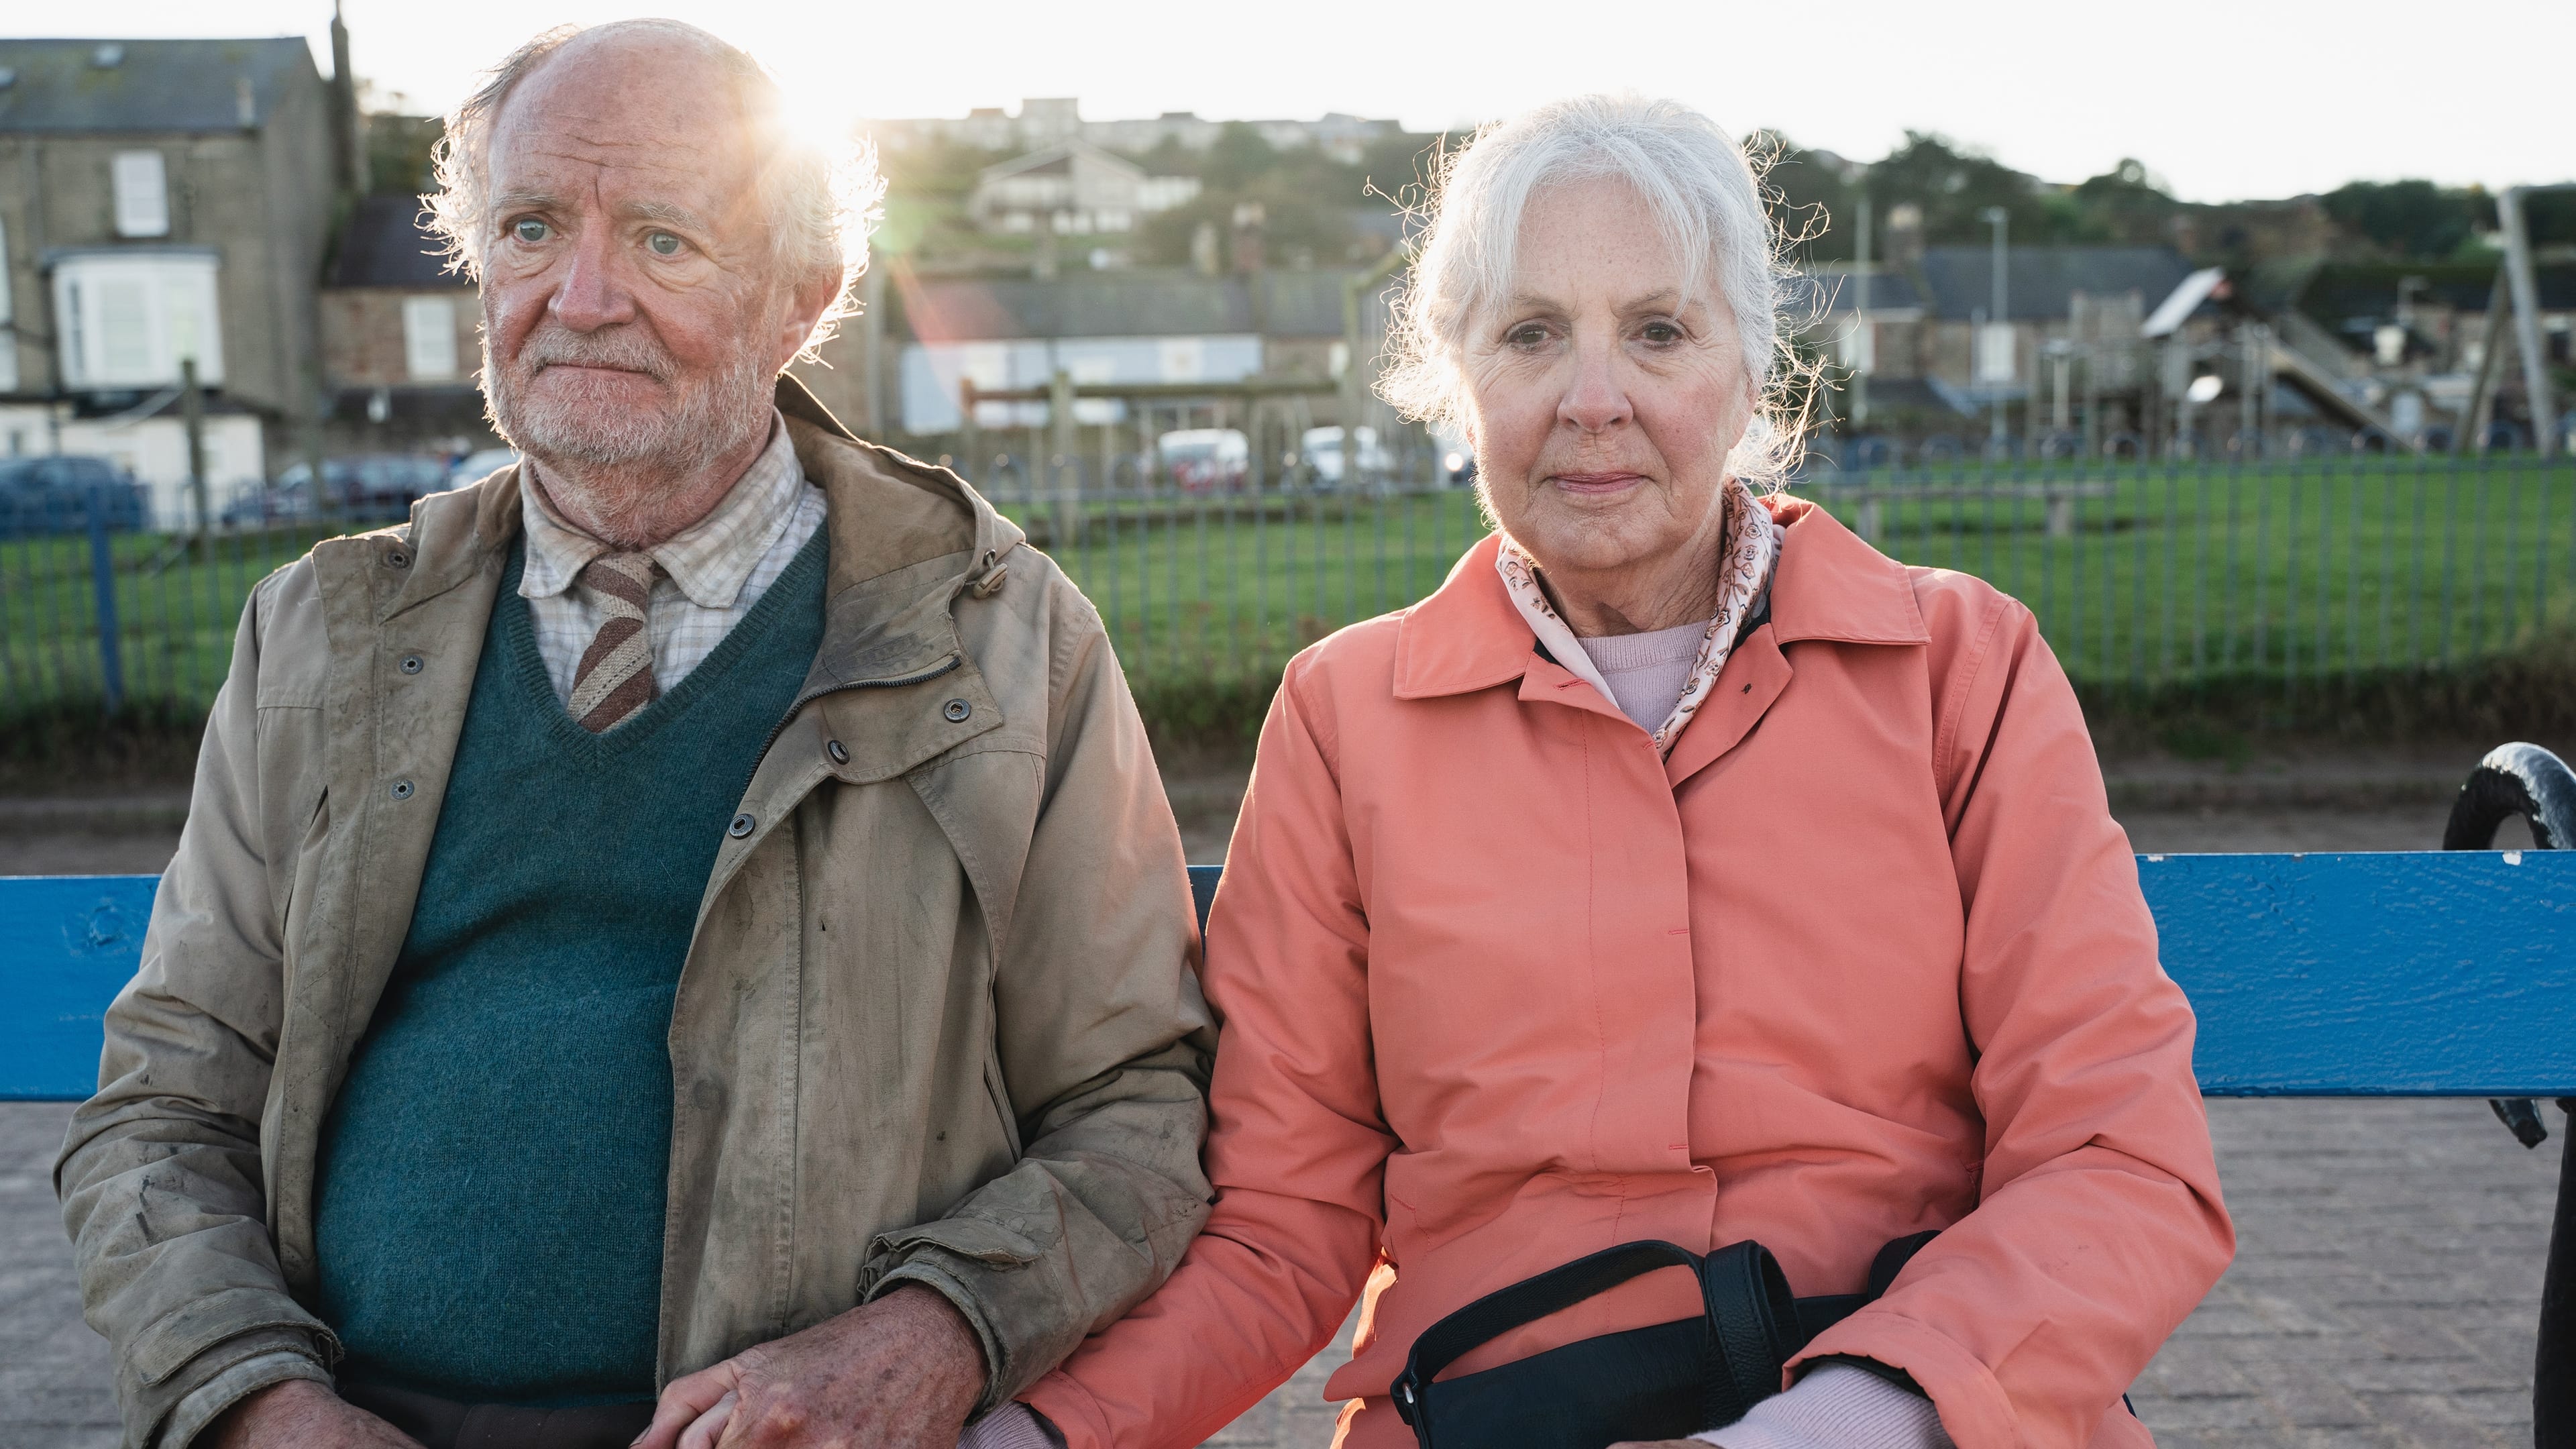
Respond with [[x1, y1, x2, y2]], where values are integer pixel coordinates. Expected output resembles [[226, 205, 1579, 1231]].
[[313, 528, 826, 1405]]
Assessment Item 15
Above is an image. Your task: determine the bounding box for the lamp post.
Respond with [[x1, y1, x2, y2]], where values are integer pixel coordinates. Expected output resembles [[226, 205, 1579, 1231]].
[[1982, 207, 2009, 451]]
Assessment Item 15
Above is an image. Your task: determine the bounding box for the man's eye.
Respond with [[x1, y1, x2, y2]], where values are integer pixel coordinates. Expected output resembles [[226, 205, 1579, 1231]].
[[647, 231, 684, 257], [512, 219, 549, 244]]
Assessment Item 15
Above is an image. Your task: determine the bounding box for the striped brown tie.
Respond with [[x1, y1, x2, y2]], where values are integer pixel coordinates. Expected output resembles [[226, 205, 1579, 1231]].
[[568, 552, 660, 732]]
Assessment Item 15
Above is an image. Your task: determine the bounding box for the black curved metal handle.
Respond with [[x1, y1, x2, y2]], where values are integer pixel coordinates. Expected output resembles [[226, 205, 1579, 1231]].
[[2443, 744, 2576, 1150], [2445, 742, 2576, 853]]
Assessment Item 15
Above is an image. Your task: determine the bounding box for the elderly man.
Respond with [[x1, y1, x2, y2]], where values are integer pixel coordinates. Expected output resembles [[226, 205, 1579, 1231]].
[[56, 22, 1210, 1449]]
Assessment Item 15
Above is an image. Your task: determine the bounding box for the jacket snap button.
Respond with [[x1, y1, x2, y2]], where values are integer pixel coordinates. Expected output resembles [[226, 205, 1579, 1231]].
[[825, 739, 849, 765], [728, 812, 756, 839], [943, 698, 972, 722], [398, 653, 425, 675], [389, 779, 415, 801]]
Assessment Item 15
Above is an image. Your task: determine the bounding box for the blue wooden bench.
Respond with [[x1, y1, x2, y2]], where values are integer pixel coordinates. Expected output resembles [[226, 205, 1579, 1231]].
[[9, 747, 2575, 1439]]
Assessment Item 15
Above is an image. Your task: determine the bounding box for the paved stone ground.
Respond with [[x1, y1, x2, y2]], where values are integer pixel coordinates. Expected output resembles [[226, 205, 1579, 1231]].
[[6, 771, 2563, 1448], [9, 1097, 2558, 1449]]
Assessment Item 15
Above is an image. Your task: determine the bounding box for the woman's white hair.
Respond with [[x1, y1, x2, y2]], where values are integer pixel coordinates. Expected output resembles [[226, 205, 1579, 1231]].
[[1379, 93, 1805, 485], [422, 21, 886, 358]]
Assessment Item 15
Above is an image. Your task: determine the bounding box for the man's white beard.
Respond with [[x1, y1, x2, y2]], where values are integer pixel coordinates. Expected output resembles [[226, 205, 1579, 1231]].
[[482, 323, 772, 538]]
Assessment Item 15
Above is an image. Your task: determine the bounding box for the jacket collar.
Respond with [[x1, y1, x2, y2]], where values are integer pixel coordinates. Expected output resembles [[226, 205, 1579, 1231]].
[[1391, 492, 1927, 700], [372, 372, 1023, 692]]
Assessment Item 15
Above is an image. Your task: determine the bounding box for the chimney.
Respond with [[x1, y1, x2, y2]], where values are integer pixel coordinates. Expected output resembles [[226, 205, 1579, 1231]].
[[1884, 203, 1924, 274], [329, 1, 364, 197], [1229, 201, 1267, 274]]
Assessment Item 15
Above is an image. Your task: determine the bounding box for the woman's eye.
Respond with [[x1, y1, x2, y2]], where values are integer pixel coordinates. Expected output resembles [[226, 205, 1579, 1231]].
[[1642, 321, 1682, 343], [647, 231, 684, 257], [1508, 324, 1549, 348], [511, 218, 549, 244]]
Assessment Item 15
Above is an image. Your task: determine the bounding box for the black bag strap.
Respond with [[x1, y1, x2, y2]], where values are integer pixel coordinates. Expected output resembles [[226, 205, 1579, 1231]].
[[1868, 1231, 1940, 1299], [1697, 1241, 1801, 1415], [1393, 1230, 1942, 1432], [1395, 1240, 1701, 1424]]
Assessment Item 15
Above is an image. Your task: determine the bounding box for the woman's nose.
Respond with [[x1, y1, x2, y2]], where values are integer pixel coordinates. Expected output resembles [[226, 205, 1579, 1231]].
[[1557, 346, 1631, 433]]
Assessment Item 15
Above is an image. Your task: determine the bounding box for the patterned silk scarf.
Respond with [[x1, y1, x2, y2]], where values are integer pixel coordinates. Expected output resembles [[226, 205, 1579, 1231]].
[[1496, 478, 1780, 755]]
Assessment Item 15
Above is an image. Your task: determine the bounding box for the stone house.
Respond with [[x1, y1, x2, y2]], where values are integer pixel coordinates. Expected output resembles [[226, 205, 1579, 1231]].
[[0, 36, 344, 522], [319, 193, 489, 450]]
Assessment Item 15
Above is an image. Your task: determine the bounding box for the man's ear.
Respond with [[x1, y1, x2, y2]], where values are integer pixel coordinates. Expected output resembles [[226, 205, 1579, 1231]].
[[773, 269, 845, 370]]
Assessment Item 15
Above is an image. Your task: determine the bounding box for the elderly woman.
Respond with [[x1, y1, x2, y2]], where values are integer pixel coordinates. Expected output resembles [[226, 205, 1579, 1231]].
[[1016, 95, 2231, 1449]]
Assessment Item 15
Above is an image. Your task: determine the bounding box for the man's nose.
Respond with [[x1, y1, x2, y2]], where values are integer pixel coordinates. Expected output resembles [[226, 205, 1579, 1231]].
[[1557, 337, 1631, 434], [547, 230, 638, 333]]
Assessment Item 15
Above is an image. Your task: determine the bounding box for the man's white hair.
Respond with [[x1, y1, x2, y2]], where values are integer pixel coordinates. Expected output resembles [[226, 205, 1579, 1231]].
[[1379, 93, 1803, 484], [423, 20, 886, 358]]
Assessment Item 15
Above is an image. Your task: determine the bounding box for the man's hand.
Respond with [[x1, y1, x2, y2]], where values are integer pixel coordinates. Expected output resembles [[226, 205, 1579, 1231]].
[[636, 1284, 989, 1449], [204, 1379, 421, 1448]]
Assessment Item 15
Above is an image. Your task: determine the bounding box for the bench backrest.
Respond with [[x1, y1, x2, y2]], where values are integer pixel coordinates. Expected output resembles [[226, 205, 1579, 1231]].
[[8, 851, 2574, 1101]]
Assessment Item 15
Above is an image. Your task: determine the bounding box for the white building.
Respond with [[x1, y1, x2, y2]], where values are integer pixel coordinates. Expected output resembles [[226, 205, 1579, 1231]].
[[877, 99, 1401, 167], [969, 142, 1201, 236]]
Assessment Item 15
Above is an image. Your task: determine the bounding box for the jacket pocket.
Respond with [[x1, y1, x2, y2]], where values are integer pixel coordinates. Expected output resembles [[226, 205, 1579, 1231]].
[[128, 1287, 338, 1387]]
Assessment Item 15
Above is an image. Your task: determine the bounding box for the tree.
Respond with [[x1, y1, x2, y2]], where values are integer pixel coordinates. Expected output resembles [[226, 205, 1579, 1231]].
[[2071, 158, 2180, 245], [364, 112, 441, 196], [1862, 131, 2069, 245], [2320, 180, 2479, 259]]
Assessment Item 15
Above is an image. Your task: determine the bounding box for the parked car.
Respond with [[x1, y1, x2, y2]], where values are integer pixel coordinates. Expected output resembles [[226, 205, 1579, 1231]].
[[1299, 425, 1392, 488], [1157, 429, 1249, 493], [449, 447, 521, 489], [0, 455, 150, 537], [223, 454, 452, 526]]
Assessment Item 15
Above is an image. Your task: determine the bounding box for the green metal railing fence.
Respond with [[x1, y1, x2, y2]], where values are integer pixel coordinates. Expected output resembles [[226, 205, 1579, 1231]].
[[1008, 454, 2576, 700], [4, 455, 2570, 722]]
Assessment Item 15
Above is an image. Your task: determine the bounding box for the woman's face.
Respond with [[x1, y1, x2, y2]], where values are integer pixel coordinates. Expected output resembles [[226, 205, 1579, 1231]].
[[1462, 177, 1756, 582]]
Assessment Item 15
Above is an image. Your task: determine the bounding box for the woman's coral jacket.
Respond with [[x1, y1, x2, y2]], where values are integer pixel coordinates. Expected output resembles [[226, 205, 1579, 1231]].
[[1024, 496, 2233, 1449]]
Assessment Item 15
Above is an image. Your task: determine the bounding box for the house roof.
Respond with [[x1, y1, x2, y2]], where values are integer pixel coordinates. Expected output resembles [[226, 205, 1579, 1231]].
[[0, 38, 319, 133], [1784, 269, 1925, 317], [902, 268, 1366, 342], [1915, 246, 2196, 322], [977, 140, 1146, 185], [326, 195, 466, 288]]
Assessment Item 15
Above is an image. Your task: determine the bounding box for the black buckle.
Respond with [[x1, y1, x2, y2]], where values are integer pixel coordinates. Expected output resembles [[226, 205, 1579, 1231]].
[[1393, 1370, 1422, 1427]]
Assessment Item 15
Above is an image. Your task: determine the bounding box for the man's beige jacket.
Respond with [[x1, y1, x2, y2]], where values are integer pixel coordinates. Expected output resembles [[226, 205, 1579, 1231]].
[[55, 381, 1217, 1449]]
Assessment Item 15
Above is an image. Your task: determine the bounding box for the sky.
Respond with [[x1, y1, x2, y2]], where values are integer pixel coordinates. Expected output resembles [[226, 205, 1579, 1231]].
[[25, 0, 2576, 203]]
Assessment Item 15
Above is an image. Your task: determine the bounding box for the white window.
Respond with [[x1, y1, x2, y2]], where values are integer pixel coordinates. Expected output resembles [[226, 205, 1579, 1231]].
[[50, 252, 223, 389], [402, 295, 460, 381], [1837, 316, 1876, 374], [112, 152, 170, 238], [1975, 322, 2016, 384]]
